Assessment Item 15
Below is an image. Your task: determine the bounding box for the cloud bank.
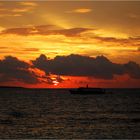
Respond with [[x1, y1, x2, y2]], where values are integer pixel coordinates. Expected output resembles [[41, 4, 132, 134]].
[[0, 56, 39, 84], [0, 54, 140, 86], [32, 54, 140, 79]]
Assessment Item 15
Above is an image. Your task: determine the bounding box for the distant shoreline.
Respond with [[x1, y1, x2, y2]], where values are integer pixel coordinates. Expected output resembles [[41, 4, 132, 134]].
[[0, 86, 25, 89]]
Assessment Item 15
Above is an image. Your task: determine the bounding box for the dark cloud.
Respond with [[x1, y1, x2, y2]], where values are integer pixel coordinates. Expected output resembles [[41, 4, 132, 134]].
[[1, 25, 91, 37], [0, 55, 65, 85], [0, 46, 8, 49], [124, 61, 140, 79], [23, 48, 40, 52], [1, 27, 30, 36], [94, 36, 140, 45], [0, 56, 39, 84], [32, 54, 140, 79], [0, 54, 139, 86]]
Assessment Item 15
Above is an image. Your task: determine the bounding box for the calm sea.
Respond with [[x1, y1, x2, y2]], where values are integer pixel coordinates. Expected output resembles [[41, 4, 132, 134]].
[[0, 88, 140, 139]]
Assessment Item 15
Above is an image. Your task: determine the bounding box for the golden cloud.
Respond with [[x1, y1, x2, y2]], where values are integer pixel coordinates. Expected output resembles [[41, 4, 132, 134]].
[[12, 8, 32, 13], [0, 13, 22, 17], [67, 8, 92, 13], [19, 2, 38, 7]]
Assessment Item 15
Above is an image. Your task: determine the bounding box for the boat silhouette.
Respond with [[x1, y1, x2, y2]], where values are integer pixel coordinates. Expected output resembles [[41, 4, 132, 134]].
[[69, 85, 105, 94]]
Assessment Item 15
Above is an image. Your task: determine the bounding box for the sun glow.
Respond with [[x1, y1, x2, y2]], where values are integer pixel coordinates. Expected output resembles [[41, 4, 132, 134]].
[[53, 80, 59, 86]]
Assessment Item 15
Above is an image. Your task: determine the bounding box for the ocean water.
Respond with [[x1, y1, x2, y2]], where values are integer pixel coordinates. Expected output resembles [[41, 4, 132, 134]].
[[0, 88, 140, 139]]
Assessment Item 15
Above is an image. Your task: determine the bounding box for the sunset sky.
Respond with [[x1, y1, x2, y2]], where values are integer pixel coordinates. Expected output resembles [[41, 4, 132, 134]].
[[0, 1, 140, 88]]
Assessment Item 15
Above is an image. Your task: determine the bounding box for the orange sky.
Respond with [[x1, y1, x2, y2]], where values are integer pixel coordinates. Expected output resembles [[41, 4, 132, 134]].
[[0, 1, 140, 88]]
